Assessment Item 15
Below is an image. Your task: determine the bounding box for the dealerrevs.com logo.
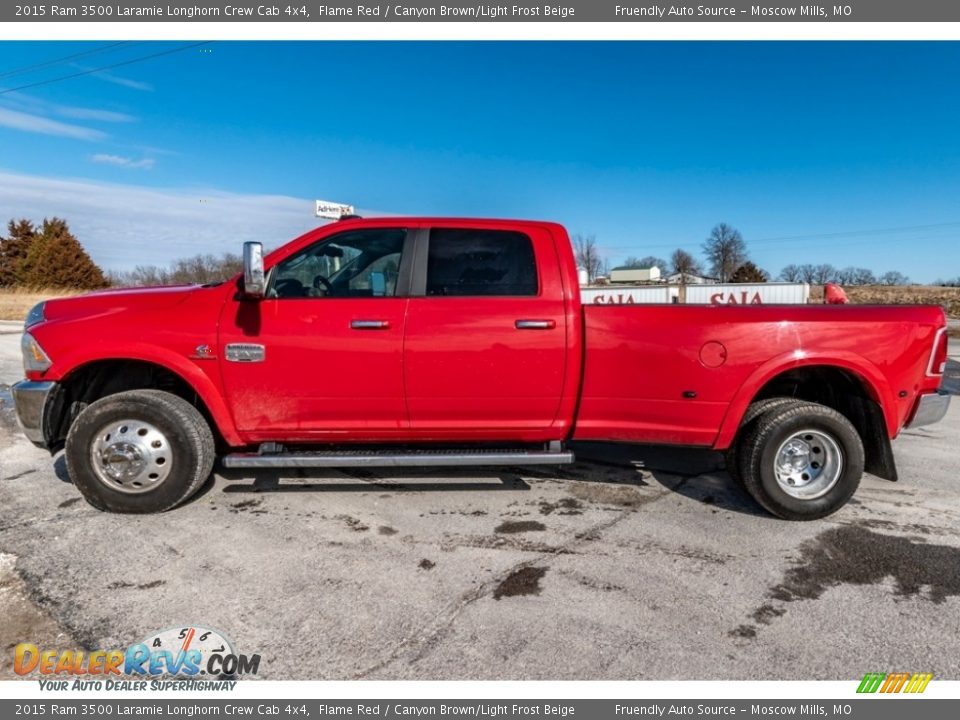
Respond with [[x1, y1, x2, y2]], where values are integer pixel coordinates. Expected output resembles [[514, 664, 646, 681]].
[[15, 626, 261, 691]]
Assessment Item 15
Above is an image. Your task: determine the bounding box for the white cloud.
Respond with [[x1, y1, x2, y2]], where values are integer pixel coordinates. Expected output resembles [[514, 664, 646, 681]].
[[57, 106, 135, 123], [0, 107, 105, 141], [86, 69, 153, 92], [0, 170, 326, 271], [90, 154, 156, 170], [1, 92, 135, 124]]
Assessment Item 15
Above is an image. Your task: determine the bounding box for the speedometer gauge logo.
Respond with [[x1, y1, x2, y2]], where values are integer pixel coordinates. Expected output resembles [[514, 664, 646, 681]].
[[137, 625, 258, 677], [143, 626, 235, 672]]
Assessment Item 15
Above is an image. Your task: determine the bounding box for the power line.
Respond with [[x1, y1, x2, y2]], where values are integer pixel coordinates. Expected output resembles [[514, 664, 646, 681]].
[[747, 220, 960, 246], [0, 42, 210, 96], [0, 42, 133, 80], [600, 220, 960, 252]]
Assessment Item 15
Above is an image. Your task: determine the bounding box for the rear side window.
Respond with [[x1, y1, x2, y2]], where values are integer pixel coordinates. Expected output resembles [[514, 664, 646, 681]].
[[426, 229, 538, 297]]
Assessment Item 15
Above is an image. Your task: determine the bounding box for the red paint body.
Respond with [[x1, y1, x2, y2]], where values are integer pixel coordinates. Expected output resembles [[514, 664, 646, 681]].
[[28, 218, 947, 451]]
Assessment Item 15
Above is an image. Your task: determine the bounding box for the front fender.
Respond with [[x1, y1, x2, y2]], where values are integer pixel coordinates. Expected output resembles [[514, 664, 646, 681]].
[[47, 343, 243, 447], [714, 349, 895, 451]]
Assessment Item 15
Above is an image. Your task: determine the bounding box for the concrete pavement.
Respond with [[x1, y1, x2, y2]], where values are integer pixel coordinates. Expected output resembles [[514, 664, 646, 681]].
[[0, 332, 958, 681]]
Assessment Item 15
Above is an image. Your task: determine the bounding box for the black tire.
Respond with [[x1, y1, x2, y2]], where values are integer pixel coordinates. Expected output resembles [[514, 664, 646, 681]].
[[725, 397, 802, 487], [65, 389, 215, 513], [737, 401, 864, 520]]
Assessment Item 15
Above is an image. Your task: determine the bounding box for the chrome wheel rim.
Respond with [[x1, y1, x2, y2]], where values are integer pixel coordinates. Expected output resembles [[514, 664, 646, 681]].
[[773, 429, 843, 500], [90, 419, 172, 494]]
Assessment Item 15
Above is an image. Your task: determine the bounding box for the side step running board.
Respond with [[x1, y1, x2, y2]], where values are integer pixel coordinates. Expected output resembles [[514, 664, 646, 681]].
[[222, 449, 574, 469]]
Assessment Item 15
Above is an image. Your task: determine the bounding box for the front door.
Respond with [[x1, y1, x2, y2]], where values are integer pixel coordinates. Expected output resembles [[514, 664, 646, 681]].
[[403, 225, 568, 440], [218, 226, 413, 440]]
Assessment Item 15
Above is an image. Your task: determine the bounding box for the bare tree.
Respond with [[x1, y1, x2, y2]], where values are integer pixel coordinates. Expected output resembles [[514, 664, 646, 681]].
[[622, 255, 668, 271], [110, 252, 243, 287], [778, 264, 803, 282], [670, 248, 703, 283], [796, 263, 836, 284], [879, 270, 910, 286], [811, 264, 837, 284], [572, 234, 606, 283], [835, 266, 876, 285], [702, 223, 747, 283]]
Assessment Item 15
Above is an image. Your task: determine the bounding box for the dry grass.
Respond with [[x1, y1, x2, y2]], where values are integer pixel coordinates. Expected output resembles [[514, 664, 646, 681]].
[[809, 284, 960, 336], [809, 284, 960, 317], [0, 288, 82, 322]]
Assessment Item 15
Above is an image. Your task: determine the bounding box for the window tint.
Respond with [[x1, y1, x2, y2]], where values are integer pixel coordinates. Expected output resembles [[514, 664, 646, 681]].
[[269, 228, 406, 299], [426, 229, 538, 297]]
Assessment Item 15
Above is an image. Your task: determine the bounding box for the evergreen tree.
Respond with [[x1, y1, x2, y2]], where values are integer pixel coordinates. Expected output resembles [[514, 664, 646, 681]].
[[18, 218, 109, 290], [0, 219, 38, 286], [730, 261, 770, 283]]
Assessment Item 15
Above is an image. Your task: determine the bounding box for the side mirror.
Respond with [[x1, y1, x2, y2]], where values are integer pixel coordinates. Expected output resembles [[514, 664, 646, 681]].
[[242, 241, 265, 299]]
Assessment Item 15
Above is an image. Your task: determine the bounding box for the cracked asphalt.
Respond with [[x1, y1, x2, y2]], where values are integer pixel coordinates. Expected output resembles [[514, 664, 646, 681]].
[[1, 324, 958, 680]]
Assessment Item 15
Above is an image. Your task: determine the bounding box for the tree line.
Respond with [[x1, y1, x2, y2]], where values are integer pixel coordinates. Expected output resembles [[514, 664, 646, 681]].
[[0, 217, 243, 290], [106, 253, 243, 287], [574, 222, 915, 286], [0, 216, 934, 291]]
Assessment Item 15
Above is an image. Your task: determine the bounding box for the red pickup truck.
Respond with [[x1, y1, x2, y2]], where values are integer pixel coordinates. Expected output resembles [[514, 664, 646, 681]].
[[12, 216, 950, 519]]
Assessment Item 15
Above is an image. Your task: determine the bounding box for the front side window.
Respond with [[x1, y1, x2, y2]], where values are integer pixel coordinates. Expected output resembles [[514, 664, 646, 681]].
[[268, 228, 406, 299], [426, 229, 538, 297]]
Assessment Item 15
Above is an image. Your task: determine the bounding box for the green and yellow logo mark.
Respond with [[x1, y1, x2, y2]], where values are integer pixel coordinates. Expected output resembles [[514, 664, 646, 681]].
[[857, 672, 933, 694]]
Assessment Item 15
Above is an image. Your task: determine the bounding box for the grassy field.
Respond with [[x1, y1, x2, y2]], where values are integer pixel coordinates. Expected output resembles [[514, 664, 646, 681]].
[[809, 284, 960, 317], [0, 288, 81, 322]]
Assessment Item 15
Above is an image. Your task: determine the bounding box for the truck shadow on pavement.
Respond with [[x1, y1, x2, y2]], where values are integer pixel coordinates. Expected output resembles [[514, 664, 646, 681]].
[[217, 467, 533, 494], [48, 434, 764, 516], [572, 441, 768, 517], [213, 442, 767, 517]]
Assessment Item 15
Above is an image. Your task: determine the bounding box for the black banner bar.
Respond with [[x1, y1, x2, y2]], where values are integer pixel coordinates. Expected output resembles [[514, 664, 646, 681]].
[[3, 699, 960, 720], [7, 1, 960, 23]]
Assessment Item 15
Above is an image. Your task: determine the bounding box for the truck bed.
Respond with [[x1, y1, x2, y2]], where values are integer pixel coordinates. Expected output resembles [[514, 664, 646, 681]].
[[573, 303, 945, 449]]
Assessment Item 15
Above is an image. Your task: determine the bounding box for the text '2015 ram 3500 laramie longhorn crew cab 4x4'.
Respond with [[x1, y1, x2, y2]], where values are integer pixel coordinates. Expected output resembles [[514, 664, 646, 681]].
[[12, 215, 951, 519]]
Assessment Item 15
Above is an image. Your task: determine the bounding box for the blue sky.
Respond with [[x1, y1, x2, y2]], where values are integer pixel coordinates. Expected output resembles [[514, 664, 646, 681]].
[[1, 41, 959, 280]]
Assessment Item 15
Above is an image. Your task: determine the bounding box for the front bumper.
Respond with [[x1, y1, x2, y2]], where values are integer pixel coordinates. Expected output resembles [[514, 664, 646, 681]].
[[907, 390, 951, 429], [11, 380, 56, 448]]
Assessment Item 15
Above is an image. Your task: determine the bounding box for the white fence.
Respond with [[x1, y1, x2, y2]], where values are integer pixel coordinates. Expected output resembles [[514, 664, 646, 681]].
[[684, 283, 810, 305], [580, 283, 810, 305], [580, 286, 677, 305]]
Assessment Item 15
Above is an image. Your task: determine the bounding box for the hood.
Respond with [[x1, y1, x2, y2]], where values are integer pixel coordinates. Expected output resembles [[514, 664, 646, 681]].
[[40, 284, 203, 324]]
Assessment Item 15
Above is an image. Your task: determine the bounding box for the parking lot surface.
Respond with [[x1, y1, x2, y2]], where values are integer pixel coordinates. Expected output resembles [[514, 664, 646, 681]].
[[1, 324, 958, 680]]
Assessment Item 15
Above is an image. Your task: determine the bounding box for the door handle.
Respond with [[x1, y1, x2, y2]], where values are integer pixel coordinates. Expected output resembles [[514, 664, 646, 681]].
[[515, 319, 556, 330], [351, 319, 391, 330]]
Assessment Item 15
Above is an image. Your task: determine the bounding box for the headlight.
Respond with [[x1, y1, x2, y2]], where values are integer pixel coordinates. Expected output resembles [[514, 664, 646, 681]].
[[24, 302, 46, 329], [21, 333, 52, 374]]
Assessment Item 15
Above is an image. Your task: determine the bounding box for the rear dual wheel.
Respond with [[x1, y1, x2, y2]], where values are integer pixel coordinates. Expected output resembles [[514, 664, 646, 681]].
[[725, 397, 800, 486], [732, 400, 864, 520]]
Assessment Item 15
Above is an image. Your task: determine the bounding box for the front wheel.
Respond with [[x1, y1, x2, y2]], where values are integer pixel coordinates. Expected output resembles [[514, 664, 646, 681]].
[[737, 401, 864, 520], [65, 389, 215, 513]]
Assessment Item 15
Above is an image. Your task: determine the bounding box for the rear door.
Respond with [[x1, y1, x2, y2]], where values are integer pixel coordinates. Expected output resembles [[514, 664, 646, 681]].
[[403, 223, 568, 440]]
